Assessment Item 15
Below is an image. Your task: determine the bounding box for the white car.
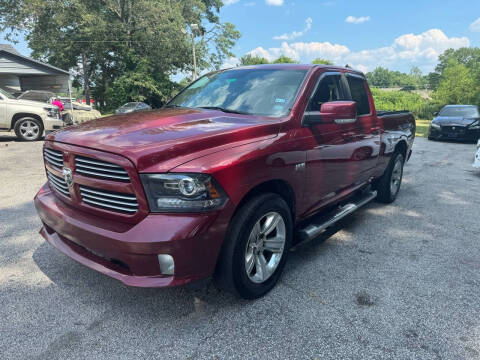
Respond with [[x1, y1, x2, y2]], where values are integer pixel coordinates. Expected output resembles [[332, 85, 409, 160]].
[[0, 88, 63, 141], [474, 140, 480, 169]]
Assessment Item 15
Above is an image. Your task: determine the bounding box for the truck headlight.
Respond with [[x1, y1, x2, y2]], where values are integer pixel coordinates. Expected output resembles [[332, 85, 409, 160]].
[[430, 122, 441, 130], [140, 173, 228, 212], [44, 107, 60, 119]]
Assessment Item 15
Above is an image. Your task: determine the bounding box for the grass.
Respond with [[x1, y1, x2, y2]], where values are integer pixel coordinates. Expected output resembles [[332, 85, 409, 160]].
[[415, 119, 431, 138]]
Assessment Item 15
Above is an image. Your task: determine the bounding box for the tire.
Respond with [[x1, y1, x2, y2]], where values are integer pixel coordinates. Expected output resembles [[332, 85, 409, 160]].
[[215, 193, 293, 299], [14, 117, 44, 141], [374, 151, 405, 204]]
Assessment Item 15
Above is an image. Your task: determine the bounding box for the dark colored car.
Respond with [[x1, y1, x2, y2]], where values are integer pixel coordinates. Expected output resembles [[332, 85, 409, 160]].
[[115, 102, 151, 114], [428, 105, 480, 142], [34, 64, 415, 299]]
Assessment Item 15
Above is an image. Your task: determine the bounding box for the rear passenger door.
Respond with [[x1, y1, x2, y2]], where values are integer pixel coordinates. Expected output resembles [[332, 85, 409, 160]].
[[344, 73, 382, 183]]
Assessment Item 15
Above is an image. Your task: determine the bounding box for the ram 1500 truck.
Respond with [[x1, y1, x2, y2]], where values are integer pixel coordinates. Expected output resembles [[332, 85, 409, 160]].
[[0, 88, 63, 141], [34, 65, 415, 299]]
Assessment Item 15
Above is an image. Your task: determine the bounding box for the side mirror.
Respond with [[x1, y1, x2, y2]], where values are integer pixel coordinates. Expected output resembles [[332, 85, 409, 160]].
[[304, 101, 357, 125], [433, 112, 439, 117]]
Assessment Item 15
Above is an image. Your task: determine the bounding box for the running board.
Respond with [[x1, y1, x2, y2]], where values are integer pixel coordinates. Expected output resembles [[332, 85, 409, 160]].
[[296, 190, 377, 242]]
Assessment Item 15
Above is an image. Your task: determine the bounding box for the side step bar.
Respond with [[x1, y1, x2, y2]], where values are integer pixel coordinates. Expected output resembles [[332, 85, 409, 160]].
[[297, 190, 377, 242]]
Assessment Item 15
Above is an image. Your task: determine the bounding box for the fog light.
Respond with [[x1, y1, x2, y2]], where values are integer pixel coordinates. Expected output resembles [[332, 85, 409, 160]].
[[157, 254, 174, 275]]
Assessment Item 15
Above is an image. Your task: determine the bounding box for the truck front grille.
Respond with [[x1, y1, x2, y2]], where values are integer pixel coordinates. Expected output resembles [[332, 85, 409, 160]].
[[75, 156, 130, 182], [79, 185, 138, 213], [46, 170, 70, 198], [44, 148, 63, 169]]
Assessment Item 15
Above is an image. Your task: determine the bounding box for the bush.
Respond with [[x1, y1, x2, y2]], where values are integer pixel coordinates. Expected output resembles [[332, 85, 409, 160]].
[[371, 88, 442, 119]]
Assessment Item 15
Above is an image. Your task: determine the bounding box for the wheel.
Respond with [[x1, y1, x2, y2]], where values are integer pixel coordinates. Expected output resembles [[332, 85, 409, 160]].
[[374, 152, 405, 204], [62, 112, 73, 125], [14, 117, 43, 141], [215, 193, 293, 299]]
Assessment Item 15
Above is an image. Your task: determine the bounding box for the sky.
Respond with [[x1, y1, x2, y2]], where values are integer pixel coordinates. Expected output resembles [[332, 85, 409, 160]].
[[2, 0, 480, 75], [219, 0, 480, 74]]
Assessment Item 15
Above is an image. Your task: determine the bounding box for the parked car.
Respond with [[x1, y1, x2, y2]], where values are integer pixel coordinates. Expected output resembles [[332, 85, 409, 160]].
[[0, 88, 63, 141], [57, 97, 102, 125], [474, 140, 480, 169], [428, 105, 480, 142], [115, 102, 151, 114], [34, 64, 415, 299]]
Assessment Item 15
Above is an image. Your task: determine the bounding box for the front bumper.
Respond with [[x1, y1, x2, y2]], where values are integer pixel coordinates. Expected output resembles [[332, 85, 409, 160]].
[[34, 183, 234, 287], [429, 125, 480, 142], [43, 116, 64, 132]]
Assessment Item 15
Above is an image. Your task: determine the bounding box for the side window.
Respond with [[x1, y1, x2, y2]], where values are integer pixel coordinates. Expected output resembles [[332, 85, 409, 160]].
[[307, 75, 342, 112], [347, 76, 370, 115]]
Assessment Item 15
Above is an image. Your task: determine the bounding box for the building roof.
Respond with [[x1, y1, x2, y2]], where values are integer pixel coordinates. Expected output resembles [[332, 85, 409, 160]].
[[0, 44, 69, 75]]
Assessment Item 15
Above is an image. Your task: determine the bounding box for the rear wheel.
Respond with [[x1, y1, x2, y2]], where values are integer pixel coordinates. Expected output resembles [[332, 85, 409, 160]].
[[374, 152, 405, 203], [215, 193, 293, 299], [14, 117, 43, 141]]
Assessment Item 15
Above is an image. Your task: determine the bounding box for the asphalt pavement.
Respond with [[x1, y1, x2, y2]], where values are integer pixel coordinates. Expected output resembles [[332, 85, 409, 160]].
[[1, 132, 479, 360]]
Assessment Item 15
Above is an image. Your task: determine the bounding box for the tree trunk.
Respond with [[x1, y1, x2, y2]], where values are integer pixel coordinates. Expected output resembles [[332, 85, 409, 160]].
[[82, 52, 91, 105]]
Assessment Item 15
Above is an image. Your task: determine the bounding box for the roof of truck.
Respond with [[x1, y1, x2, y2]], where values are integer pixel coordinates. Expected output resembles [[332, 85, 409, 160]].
[[231, 63, 365, 76]]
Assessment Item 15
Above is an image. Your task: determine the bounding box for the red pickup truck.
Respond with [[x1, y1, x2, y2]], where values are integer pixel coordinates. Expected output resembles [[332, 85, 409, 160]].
[[35, 64, 415, 299]]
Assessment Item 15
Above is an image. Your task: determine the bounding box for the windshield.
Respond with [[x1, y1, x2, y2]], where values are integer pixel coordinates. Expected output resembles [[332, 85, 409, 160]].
[[439, 106, 479, 118], [0, 88, 16, 99], [121, 102, 138, 109], [168, 68, 308, 117]]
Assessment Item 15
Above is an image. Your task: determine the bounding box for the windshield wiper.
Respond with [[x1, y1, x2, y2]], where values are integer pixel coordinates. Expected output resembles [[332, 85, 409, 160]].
[[196, 106, 249, 115]]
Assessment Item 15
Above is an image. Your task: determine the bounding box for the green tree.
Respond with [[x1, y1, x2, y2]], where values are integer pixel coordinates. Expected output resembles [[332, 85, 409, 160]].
[[434, 60, 477, 105], [239, 54, 270, 65], [272, 55, 297, 64], [0, 0, 240, 109], [311, 58, 333, 65]]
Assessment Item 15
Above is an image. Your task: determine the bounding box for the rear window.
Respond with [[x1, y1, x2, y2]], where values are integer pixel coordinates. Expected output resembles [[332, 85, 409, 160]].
[[347, 76, 370, 116]]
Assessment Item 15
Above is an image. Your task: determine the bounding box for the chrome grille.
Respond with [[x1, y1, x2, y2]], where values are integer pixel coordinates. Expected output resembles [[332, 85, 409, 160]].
[[44, 148, 63, 169], [75, 156, 130, 182], [46, 170, 70, 198], [79, 185, 138, 213]]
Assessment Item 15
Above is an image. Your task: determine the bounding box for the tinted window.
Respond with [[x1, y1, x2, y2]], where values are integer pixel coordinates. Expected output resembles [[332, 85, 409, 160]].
[[169, 69, 307, 117], [439, 106, 479, 117], [347, 76, 370, 115], [307, 75, 343, 111]]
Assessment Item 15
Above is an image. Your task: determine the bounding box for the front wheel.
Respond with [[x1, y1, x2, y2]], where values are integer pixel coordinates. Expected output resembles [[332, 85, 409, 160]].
[[374, 152, 405, 203], [14, 118, 43, 141], [215, 193, 293, 299]]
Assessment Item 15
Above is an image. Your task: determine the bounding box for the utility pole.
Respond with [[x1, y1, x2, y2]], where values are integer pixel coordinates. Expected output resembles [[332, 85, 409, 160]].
[[191, 30, 197, 80]]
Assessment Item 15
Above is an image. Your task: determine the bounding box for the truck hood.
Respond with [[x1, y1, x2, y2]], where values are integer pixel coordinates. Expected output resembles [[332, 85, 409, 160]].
[[432, 116, 478, 126], [48, 108, 281, 172], [7, 98, 53, 108]]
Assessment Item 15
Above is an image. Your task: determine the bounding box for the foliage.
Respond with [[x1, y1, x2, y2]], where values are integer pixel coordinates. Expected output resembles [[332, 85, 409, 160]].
[[371, 88, 442, 119], [0, 0, 240, 110], [239, 54, 270, 65], [272, 55, 297, 64], [366, 67, 427, 89], [434, 59, 478, 105], [311, 58, 333, 65]]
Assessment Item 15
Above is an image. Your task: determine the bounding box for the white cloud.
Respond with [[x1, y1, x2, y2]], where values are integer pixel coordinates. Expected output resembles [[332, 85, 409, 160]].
[[224, 0, 240, 4], [469, 18, 480, 32], [244, 1, 256, 6], [221, 56, 240, 69], [247, 29, 470, 73], [265, 0, 283, 6], [273, 17, 312, 41], [345, 16, 370, 24]]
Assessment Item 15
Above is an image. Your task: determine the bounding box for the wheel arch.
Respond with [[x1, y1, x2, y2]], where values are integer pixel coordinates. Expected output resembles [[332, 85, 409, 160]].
[[11, 113, 43, 130], [233, 179, 297, 223]]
